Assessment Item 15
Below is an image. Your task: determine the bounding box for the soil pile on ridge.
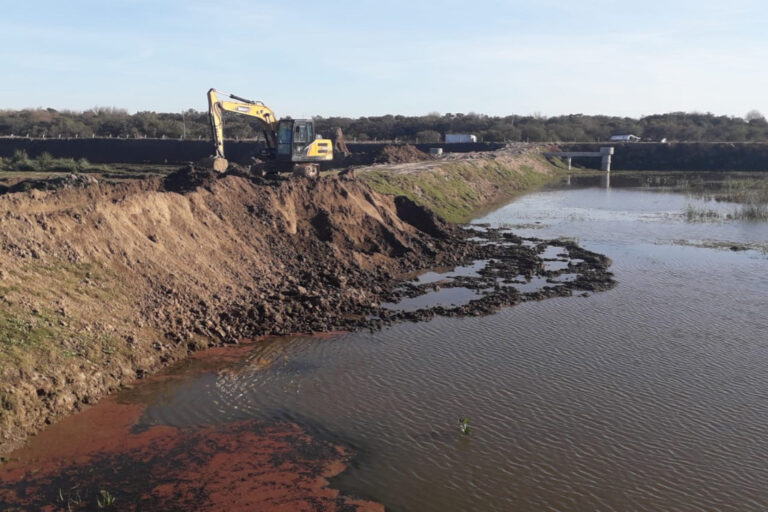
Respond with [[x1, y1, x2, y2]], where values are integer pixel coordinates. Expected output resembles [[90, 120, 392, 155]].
[[374, 144, 434, 164]]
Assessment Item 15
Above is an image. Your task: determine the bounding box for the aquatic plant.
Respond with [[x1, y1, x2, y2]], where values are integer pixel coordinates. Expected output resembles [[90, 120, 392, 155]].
[[728, 203, 768, 222], [55, 486, 83, 511], [684, 204, 720, 222], [459, 417, 471, 435], [684, 201, 768, 222], [96, 489, 117, 509]]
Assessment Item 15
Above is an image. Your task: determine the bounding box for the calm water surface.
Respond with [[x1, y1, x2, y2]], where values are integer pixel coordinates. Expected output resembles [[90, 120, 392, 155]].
[[19, 173, 768, 510]]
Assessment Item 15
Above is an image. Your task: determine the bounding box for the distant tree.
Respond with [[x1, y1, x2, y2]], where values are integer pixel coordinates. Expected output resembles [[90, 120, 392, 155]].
[[415, 130, 441, 143], [745, 109, 765, 122], [2, 108, 768, 143]]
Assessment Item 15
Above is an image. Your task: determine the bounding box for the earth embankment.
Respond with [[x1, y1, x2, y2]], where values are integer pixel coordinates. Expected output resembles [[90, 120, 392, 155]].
[[0, 170, 476, 455], [0, 147, 571, 456]]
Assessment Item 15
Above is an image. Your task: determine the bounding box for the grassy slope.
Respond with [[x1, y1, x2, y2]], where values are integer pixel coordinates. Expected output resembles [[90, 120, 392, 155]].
[[360, 152, 561, 223]]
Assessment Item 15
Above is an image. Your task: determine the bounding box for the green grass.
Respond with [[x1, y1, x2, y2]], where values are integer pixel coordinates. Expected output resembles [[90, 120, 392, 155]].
[[360, 155, 559, 222], [0, 311, 57, 349], [0, 150, 113, 174], [0, 260, 128, 373], [0, 308, 62, 368]]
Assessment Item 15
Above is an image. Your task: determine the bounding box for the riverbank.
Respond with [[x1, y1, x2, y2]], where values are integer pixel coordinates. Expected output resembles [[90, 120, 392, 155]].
[[0, 343, 385, 511], [0, 148, 617, 509], [0, 147, 574, 455]]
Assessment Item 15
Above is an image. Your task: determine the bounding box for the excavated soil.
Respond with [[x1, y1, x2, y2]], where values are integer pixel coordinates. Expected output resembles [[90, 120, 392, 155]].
[[0, 164, 617, 509], [373, 144, 434, 164]]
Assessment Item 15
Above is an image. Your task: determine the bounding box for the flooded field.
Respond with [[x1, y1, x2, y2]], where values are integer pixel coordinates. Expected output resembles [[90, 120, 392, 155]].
[[3, 171, 768, 511]]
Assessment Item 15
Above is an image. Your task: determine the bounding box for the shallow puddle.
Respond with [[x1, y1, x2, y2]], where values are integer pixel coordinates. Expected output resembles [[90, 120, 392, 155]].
[[381, 286, 483, 311]]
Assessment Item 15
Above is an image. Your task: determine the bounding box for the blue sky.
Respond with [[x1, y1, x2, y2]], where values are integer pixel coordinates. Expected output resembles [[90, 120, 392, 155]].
[[1, 0, 766, 118]]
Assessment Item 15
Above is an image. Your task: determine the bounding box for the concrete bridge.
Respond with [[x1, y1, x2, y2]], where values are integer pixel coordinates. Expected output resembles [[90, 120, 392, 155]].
[[544, 146, 614, 171]]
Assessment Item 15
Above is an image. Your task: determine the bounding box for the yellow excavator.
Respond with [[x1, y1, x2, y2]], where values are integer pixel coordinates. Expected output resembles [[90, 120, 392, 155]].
[[206, 88, 333, 177]]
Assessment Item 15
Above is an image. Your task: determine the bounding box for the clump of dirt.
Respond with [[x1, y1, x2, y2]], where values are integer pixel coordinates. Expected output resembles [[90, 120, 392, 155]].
[[375, 228, 616, 326], [374, 144, 434, 164], [162, 166, 219, 193]]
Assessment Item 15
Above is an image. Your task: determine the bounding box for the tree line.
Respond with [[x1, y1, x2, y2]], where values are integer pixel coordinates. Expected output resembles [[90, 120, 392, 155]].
[[1, 107, 766, 143]]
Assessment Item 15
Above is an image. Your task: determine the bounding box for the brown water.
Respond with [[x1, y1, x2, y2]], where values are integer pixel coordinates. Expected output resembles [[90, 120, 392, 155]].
[[5, 172, 768, 511]]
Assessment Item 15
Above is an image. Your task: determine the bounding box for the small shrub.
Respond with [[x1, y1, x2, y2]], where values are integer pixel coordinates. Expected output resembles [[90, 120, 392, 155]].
[[50, 158, 80, 173], [37, 152, 54, 170], [96, 489, 117, 509], [11, 149, 28, 164]]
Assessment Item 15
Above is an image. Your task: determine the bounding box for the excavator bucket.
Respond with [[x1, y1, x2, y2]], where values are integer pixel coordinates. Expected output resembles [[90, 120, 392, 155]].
[[333, 127, 350, 156], [199, 156, 229, 173]]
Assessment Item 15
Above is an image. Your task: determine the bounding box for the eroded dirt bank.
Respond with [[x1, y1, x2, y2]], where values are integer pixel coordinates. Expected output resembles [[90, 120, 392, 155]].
[[1, 169, 482, 455], [360, 145, 559, 222]]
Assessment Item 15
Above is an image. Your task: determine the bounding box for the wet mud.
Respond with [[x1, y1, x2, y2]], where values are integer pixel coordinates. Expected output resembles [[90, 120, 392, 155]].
[[369, 226, 616, 325], [0, 345, 382, 512]]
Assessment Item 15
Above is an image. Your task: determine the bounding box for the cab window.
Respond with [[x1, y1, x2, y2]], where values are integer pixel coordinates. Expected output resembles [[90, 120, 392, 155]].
[[277, 122, 292, 144]]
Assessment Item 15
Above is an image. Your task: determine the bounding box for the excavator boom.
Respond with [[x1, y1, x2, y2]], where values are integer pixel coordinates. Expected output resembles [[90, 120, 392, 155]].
[[207, 89, 278, 169]]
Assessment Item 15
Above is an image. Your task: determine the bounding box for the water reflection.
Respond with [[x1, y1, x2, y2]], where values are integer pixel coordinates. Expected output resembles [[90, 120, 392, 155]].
[[601, 170, 610, 189]]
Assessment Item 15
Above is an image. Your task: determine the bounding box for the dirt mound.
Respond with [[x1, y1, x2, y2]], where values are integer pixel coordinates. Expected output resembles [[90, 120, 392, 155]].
[[162, 166, 220, 193], [374, 144, 434, 164], [0, 173, 467, 454], [2, 173, 98, 195]]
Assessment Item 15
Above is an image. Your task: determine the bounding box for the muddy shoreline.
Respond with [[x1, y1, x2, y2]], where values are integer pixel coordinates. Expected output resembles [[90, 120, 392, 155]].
[[1, 157, 613, 509]]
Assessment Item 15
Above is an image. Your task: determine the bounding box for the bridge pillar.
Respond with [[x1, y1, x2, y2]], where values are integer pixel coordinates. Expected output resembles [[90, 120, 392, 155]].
[[600, 146, 614, 172], [566, 157, 572, 170]]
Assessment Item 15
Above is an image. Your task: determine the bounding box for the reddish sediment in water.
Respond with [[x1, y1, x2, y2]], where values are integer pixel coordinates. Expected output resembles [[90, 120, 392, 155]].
[[0, 344, 382, 511]]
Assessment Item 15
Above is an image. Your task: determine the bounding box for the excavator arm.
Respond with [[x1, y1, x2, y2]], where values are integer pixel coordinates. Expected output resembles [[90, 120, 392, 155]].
[[207, 88, 278, 170]]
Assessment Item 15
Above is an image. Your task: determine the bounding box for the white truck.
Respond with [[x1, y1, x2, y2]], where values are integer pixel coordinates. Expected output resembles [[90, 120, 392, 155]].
[[445, 133, 477, 143]]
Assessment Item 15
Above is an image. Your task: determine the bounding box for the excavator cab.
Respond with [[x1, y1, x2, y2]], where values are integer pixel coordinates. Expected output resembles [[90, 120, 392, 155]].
[[275, 119, 331, 163]]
